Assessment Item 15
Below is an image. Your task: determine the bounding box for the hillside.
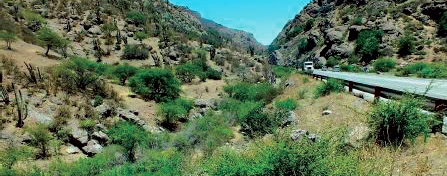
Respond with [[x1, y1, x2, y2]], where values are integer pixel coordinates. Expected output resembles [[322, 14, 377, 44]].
[[270, 0, 447, 68]]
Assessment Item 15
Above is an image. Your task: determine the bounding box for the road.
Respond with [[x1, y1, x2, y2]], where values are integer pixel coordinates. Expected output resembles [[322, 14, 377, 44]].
[[313, 70, 447, 100]]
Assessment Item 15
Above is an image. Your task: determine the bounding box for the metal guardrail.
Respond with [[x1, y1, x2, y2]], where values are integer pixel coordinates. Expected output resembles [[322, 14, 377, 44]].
[[310, 72, 447, 112]]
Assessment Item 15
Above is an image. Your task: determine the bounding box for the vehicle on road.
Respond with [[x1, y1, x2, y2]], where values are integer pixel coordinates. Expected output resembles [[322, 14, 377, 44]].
[[322, 66, 328, 71], [304, 61, 314, 72], [333, 65, 340, 72]]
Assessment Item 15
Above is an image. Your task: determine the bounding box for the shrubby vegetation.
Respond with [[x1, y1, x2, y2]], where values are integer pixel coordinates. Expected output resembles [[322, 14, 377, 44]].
[[438, 12, 447, 36], [175, 59, 221, 83], [314, 78, 344, 98], [129, 68, 181, 102], [224, 82, 279, 103], [107, 122, 150, 162], [355, 30, 383, 61], [54, 57, 101, 92], [157, 98, 193, 130], [122, 44, 149, 60], [275, 98, 298, 111], [396, 62, 447, 79], [373, 57, 396, 72], [325, 56, 340, 67], [369, 97, 430, 146], [112, 63, 138, 85], [272, 66, 296, 78], [398, 33, 416, 56], [0, 30, 16, 50], [36, 27, 69, 56]]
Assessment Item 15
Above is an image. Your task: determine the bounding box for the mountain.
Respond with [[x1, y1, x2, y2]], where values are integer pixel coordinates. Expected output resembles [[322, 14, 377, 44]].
[[269, 0, 447, 67]]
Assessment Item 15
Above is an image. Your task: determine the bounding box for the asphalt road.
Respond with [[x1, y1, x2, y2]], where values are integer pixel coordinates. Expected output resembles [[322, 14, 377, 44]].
[[313, 70, 447, 100]]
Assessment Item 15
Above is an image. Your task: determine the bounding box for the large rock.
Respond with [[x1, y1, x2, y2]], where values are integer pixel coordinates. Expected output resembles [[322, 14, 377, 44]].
[[92, 131, 109, 143], [88, 26, 102, 35], [194, 99, 216, 109], [290, 129, 308, 141], [82, 140, 103, 155], [282, 111, 297, 127], [326, 43, 354, 58], [95, 104, 114, 118], [325, 28, 344, 44], [70, 128, 89, 146], [65, 144, 82, 154], [442, 116, 447, 135], [347, 125, 369, 147]]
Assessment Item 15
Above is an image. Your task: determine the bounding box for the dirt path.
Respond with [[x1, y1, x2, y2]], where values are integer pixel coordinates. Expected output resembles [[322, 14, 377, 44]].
[[0, 40, 60, 70]]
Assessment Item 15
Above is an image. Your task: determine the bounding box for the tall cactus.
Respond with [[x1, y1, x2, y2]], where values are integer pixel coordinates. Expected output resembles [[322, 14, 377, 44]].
[[24, 62, 42, 84], [0, 85, 10, 105], [13, 84, 28, 128]]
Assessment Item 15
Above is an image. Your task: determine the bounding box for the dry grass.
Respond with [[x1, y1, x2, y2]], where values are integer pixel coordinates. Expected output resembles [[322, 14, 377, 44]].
[[181, 79, 226, 99], [275, 73, 447, 175]]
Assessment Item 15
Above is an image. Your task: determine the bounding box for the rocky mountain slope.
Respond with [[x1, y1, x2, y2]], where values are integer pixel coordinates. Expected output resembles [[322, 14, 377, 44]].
[[270, 0, 447, 67]]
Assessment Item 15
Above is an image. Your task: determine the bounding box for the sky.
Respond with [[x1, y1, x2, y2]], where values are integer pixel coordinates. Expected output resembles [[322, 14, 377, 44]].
[[169, 0, 311, 45]]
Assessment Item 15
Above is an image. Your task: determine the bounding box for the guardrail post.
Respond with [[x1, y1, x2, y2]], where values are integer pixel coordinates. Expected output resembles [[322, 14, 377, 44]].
[[348, 81, 353, 93], [374, 86, 381, 100], [434, 99, 447, 112]]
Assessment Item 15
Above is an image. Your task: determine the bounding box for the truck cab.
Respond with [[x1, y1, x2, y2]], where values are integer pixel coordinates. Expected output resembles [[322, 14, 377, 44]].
[[303, 61, 314, 72]]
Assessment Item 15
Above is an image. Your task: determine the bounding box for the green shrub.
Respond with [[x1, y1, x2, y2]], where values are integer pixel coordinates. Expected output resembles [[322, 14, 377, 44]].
[[325, 57, 339, 67], [297, 38, 310, 54], [286, 25, 304, 39], [275, 98, 298, 111], [175, 59, 221, 83], [355, 30, 383, 61], [93, 95, 103, 107], [122, 44, 149, 60], [272, 66, 295, 78], [113, 63, 138, 85], [397, 62, 429, 76], [54, 57, 99, 91], [36, 27, 66, 56], [314, 78, 344, 98], [206, 69, 222, 80], [369, 97, 430, 146], [238, 104, 276, 138], [26, 123, 53, 158], [126, 10, 146, 26], [0, 31, 16, 50], [350, 16, 363, 25], [134, 31, 148, 41], [157, 98, 193, 129], [438, 12, 447, 36], [417, 63, 447, 79], [129, 68, 181, 102], [50, 106, 71, 132], [297, 89, 307, 99], [107, 121, 150, 162], [0, 146, 32, 170], [224, 82, 279, 103], [373, 57, 396, 72], [398, 34, 416, 56]]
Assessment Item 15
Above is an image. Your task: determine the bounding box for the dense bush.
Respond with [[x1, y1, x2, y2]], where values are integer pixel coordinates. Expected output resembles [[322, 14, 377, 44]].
[[157, 98, 193, 130], [54, 57, 100, 91], [238, 103, 276, 138], [438, 12, 447, 36], [224, 82, 279, 103], [325, 56, 339, 67], [397, 62, 447, 79], [369, 97, 430, 146], [175, 59, 222, 83], [398, 34, 416, 56], [112, 63, 138, 85], [272, 66, 296, 78], [373, 57, 396, 72], [314, 78, 344, 98], [129, 68, 181, 102], [26, 123, 53, 158], [286, 25, 304, 39], [274, 98, 298, 111], [0, 31, 16, 50], [122, 44, 149, 60], [126, 10, 146, 26], [36, 27, 67, 56], [107, 121, 150, 162], [355, 30, 383, 61]]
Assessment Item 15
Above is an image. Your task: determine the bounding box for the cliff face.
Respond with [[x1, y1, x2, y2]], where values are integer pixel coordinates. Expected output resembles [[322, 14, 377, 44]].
[[270, 0, 447, 67]]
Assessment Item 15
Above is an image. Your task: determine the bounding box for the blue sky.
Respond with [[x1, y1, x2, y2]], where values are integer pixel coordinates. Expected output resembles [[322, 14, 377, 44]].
[[170, 0, 311, 45]]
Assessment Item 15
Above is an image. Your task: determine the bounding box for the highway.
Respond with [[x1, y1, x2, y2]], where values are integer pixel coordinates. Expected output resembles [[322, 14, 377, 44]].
[[313, 70, 447, 100]]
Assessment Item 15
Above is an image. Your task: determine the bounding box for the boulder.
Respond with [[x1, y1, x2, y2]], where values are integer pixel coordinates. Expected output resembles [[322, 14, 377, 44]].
[[284, 80, 295, 87], [308, 134, 320, 142], [381, 22, 399, 34], [442, 116, 447, 135], [325, 28, 344, 44], [118, 108, 139, 122], [421, 1, 447, 21], [290, 129, 308, 141], [88, 25, 102, 35], [322, 110, 332, 116], [70, 128, 89, 146], [92, 131, 109, 143], [282, 111, 297, 127], [82, 140, 103, 155], [327, 43, 354, 58], [194, 99, 216, 109], [347, 125, 369, 147], [403, 7, 414, 15], [65, 144, 81, 154], [168, 50, 179, 61], [95, 104, 114, 118]]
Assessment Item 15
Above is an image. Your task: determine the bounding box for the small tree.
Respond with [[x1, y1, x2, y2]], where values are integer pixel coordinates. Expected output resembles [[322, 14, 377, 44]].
[[398, 34, 416, 56], [36, 27, 63, 56], [355, 30, 383, 62], [438, 12, 447, 36], [129, 68, 181, 102], [134, 31, 148, 42], [107, 121, 149, 162], [113, 63, 138, 85], [54, 57, 99, 91], [373, 57, 396, 72], [26, 123, 53, 158], [0, 31, 16, 50], [0, 145, 32, 170], [127, 10, 146, 26]]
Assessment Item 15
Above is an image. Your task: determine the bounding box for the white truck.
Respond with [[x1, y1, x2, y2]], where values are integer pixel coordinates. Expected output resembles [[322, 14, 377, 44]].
[[303, 61, 314, 72]]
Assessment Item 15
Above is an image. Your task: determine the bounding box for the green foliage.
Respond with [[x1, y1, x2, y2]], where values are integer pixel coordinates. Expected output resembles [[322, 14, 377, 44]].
[[122, 44, 149, 60], [202, 28, 224, 48], [50, 106, 71, 132], [0, 31, 16, 49], [286, 25, 304, 39], [397, 62, 447, 78], [107, 121, 150, 162], [93, 95, 103, 107], [297, 37, 310, 54], [157, 98, 193, 128], [20, 10, 46, 29], [274, 98, 297, 111], [112, 63, 138, 85], [438, 12, 447, 36], [238, 104, 276, 138], [325, 56, 339, 67], [26, 123, 53, 158], [355, 30, 383, 61], [101, 23, 118, 37], [340, 64, 362, 72], [369, 97, 430, 146], [350, 16, 363, 25], [373, 57, 396, 72], [272, 66, 295, 78], [54, 57, 100, 91], [129, 68, 181, 102], [36, 27, 66, 56], [134, 31, 148, 41], [0, 146, 32, 169], [297, 89, 307, 100], [314, 78, 344, 98], [175, 59, 221, 83], [398, 34, 416, 56], [126, 10, 146, 26], [224, 82, 279, 103]]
